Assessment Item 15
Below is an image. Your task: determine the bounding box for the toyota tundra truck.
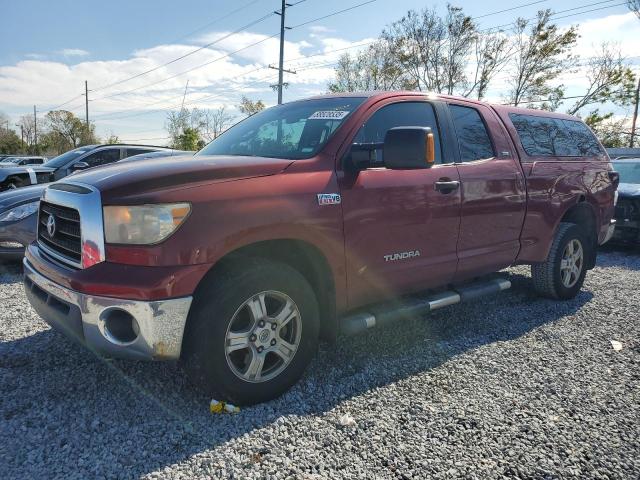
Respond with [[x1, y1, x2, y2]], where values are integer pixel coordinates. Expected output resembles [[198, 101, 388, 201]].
[[23, 92, 618, 405]]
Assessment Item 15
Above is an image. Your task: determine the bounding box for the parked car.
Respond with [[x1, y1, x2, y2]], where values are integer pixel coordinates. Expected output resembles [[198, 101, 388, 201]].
[[0, 144, 170, 191], [0, 149, 189, 260], [0, 156, 46, 167], [23, 92, 617, 405], [611, 158, 640, 245]]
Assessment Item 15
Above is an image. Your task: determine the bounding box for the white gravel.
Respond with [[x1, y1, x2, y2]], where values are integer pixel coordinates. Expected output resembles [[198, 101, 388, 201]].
[[1, 249, 639, 479]]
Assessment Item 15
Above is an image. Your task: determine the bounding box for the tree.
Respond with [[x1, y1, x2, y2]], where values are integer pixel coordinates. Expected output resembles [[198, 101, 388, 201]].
[[201, 106, 235, 142], [18, 115, 36, 151], [0, 129, 21, 154], [463, 31, 512, 100], [105, 134, 120, 144], [175, 127, 201, 151], [506, 10, 578, 107], [567, 43, 637, 115], [628, 0, 640, 20], [166, 107, 206, 148], [583, 110, 631, 147], [381, 5, 476, 94], [45, 110, 98, 152], [328, 40, 414, 93], [238, 96, 265, 117]]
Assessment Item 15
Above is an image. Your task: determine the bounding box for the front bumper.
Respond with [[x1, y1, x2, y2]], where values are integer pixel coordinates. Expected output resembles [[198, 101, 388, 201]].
[[23, 258, 192, 360], [600, 219, 617, 245]]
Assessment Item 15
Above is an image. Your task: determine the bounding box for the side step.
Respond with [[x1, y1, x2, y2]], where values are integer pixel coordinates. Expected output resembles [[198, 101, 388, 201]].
[[340, 277, 511, 336]]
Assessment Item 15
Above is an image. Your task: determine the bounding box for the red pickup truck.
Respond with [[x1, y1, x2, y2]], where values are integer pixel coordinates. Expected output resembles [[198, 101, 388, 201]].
[[23, 92, 617, 405]]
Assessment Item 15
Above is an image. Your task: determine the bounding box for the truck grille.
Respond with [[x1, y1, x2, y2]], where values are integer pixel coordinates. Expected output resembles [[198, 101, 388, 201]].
[[615, 198, 638, 221], [37, 201, 82, 265]]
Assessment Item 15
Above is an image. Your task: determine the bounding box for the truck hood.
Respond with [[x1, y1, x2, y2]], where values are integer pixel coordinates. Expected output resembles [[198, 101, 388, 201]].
[[0, 165, 55, 182], [66, 154, 294, 200], [618, 183, 640, 198], [0, 184, 46, 211]]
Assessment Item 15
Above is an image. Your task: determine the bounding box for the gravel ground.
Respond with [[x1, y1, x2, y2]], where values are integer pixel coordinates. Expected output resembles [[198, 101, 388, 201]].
[[0, 249, 639, 479]]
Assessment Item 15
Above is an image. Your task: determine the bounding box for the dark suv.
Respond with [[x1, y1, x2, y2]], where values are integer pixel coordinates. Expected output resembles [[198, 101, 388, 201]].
[[0, 144, 167, 191]]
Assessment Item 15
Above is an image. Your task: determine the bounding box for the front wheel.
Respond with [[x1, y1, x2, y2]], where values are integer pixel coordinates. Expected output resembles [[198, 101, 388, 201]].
[[182, 259, 319, 405], [531, 222, 590, 300]]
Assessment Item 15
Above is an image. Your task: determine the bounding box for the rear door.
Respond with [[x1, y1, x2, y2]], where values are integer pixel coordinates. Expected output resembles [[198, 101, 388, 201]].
[[338, 99, 462, 307], [444, 101, 526, 281]]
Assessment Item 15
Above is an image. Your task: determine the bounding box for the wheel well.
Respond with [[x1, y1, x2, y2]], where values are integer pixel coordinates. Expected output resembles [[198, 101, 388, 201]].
[[195, 239, 337, 341], [560, 201, 598, 269]]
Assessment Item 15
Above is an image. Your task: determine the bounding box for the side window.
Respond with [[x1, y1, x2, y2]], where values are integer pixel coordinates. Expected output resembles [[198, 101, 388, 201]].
[[125, 148, 153, 158], [509, 113, 579, 157], [82, 149, 121, 168], [354, 102, 442, 164], [562, 120, 603, 157], [449, 105, 494, 161]]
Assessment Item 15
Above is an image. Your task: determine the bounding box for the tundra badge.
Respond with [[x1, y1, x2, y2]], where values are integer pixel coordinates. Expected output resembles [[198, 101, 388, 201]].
[[384, 250, 421, 262], [317, 193, 341, 206]]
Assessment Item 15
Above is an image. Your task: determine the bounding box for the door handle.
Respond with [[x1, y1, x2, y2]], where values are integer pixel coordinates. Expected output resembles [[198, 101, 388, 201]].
[[434, 180, 460, 193]]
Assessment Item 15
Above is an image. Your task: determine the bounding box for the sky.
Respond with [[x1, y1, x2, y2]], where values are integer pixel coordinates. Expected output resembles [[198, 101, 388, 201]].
[[0, 0, 638, 145]]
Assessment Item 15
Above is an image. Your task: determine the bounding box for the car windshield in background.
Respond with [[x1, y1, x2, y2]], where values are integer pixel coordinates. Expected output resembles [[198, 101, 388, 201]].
[[44, 147, 93, 169], [198, 97, 366, 160], [613, 161, 640, 184]]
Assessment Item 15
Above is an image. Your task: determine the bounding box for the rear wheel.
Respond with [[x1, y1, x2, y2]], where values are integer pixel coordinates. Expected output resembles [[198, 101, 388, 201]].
[[182, 259, 319, 405], [531, 222, 590, 300]]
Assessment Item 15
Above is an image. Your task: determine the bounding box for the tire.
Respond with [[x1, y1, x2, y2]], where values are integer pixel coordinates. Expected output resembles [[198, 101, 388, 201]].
[[181, 258, 320, 405], [531, 222, 590, 300]]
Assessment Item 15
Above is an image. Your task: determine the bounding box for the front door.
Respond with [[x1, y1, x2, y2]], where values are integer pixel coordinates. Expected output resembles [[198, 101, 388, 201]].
[[338, 100, 462, 308]]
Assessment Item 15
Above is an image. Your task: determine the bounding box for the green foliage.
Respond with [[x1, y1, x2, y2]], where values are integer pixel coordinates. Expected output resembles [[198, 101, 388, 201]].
[[583, 110, 629, 148], [44, 110, 99, 153], [0, 130, 22, 154], [175, 127, 201, 151], [238, 97, 265, 117]]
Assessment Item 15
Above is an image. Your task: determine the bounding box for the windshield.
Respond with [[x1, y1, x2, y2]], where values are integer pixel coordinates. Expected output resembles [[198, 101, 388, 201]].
[[44, 146, 94, 169], [613, 161, 640, 184], [197, 97, 366, 160]]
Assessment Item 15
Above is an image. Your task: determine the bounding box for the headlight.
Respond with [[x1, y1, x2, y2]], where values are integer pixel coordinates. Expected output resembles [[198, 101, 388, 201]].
[[0, 201, 39, 223], [103, 203, 191, 245]]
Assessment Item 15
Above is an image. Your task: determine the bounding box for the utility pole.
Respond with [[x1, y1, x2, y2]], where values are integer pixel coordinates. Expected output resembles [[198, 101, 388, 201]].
[[272, 1, 296, 104], [15, 124, 24, 150], [85, 80, 89, 126], [630, 76, 640, 148], [33, 105, 37, 151]]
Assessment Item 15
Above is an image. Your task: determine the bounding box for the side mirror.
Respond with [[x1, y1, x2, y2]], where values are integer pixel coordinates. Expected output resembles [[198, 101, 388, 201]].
[[383, 127, 435, 170], [71, 161, 89, 172]]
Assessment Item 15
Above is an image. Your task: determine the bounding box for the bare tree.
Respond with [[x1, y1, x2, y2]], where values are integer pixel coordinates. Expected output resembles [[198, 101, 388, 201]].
[[628, 0, 640, 19], [166, 108, 205, 148], [201, 107, 235, 142], [506, 10, 578, 107], [18, 115, 37, 148], [567, 43, 637, 115], [328, 40, 414, 92], [463, 31, 512, 100], [382, 5, 476, 94]]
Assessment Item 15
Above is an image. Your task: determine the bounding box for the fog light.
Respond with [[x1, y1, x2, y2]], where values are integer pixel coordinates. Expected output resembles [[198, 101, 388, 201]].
[[101, 309, 140, 345], [0, 241, 23, 249]]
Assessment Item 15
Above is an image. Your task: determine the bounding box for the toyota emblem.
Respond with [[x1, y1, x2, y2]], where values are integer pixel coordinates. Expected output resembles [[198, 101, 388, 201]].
[[46, 214, 57, 237]]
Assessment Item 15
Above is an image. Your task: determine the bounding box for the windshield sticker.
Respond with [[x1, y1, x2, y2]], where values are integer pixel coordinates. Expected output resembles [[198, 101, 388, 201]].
[[309, 111, 350, 120]]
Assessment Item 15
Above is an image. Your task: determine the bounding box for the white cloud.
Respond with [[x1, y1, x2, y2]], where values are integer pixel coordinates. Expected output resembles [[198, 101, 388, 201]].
[[58, 48, 90, 57]]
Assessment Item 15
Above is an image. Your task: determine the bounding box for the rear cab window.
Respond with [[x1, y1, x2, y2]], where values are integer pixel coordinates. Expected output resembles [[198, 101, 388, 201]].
[[509, 113, 604, 158]]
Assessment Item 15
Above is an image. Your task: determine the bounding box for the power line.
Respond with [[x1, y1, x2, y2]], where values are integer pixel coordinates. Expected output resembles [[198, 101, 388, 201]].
[[170, 0, 265, 44], [91, 11, 277, 93], [472, 0, 548, 20], [289, 0, 380, 29]]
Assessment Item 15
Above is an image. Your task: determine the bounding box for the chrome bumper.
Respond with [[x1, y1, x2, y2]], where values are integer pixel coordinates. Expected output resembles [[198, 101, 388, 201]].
[[23, 258, 192, 360], [600, 219, 616, 245]]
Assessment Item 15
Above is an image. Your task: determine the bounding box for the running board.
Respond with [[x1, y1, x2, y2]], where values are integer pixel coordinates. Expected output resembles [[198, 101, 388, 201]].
[[340, 277, 511, 336]]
